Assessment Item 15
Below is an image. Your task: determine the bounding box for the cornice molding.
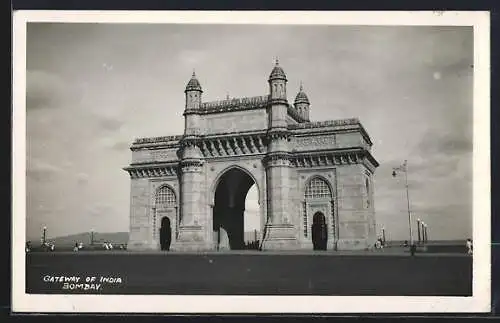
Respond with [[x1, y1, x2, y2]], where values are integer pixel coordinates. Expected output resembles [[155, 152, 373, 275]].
[[124, 164, 179, 179], [124, 147, 379, 179]]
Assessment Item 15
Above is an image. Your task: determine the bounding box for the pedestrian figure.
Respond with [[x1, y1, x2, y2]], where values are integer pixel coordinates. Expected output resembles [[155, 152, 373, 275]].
[[466, 239, 473, 255], [218, 226, 230, 251], [403, 240, 409, 248], [73, 242, 79, 252], [410, 243, 417, 256]]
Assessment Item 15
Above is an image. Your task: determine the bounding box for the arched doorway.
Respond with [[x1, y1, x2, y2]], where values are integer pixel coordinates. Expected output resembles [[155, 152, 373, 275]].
[[155, 185, 177, 251], [312, 212, 328, 250], [213, 167, 257, 250], [160, 216, 172, 251], [304, 176, 334, 250]]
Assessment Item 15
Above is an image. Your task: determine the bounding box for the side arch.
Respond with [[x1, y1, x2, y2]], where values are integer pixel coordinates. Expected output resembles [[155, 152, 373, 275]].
[[153, 184, 179, 245], [301, 174, 337, 250]]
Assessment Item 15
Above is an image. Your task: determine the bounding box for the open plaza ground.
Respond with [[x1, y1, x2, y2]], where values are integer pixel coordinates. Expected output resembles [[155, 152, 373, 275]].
[[25, 250, 472, 296]]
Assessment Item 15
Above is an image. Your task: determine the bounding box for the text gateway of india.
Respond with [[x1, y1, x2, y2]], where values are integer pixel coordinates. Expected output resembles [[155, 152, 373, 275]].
[[124, 60, 379, 252]]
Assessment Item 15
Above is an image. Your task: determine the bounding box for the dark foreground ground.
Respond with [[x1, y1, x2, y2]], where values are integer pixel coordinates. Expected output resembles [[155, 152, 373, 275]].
[[26, 251, 472, 296]]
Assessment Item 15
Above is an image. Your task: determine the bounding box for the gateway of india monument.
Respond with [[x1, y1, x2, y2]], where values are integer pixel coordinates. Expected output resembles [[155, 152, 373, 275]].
[[124, 60, 379, 252]]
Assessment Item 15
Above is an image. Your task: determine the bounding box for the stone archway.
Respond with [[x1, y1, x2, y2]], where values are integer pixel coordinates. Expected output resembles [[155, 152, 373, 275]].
[[212, 167, 257, 250]]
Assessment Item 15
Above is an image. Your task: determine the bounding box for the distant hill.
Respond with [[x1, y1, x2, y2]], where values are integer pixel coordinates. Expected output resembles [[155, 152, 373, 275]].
[[33, 232, 129, 247], [34, 231, 262, 247]]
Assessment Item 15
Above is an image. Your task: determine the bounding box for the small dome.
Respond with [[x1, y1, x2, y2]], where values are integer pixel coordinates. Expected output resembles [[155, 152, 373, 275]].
[[294, 84, 310, 105], [269, 59, 287, 80], [185, 71, 202, 92]]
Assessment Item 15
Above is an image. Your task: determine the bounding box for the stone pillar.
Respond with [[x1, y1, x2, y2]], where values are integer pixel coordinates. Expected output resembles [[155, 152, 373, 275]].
[[261, 131, 298, 250], [180, 160, 203, 226], [173, 138, 209, 251]]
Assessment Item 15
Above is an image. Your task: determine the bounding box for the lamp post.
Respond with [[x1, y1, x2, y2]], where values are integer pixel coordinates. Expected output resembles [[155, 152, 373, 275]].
[[424, 223, 428, 243], [382, 226, 386, 245], [90, 228, 95, 246], [42, 226, 47, 246], [417, 218, 421, 244], [392, 160, 413, 245]]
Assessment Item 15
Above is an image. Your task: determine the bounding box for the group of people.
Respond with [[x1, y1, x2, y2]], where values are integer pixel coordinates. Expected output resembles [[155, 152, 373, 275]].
[[244, 240, 260, 250], [72, 241, 123, 251], [374, 238, 386, 249], [25, 241, 55, 252]]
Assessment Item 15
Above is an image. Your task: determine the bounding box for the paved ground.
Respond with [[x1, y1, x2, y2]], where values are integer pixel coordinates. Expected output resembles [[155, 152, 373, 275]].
[[25, 251, 472, 296]]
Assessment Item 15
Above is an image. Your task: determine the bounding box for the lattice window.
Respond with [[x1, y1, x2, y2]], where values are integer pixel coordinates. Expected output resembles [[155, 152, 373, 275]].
[[155, 186, 176, 208], [305, 177, 332, 199], [365, 177, 371, 208], [152, 212, 157, 239], [303, 202, 308, 237], [331, 200, 336, 238]]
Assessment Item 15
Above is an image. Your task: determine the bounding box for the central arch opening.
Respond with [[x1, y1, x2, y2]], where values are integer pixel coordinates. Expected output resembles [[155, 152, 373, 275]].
[[213, 168, 258, 250]]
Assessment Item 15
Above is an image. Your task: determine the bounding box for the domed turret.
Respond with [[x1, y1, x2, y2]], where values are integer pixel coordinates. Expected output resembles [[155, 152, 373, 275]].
[[294, 82, 310, 122], [184, 70, 203, 113], [268, 58, 287, 81], [294, 83, 310, 105], [268, 59, 288, 103], [185, 71, 202, 93]]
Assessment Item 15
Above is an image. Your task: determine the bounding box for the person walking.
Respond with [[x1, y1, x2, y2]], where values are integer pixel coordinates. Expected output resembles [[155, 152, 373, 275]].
[[466, 239, 473, 255], [410, 243, 417, 257]]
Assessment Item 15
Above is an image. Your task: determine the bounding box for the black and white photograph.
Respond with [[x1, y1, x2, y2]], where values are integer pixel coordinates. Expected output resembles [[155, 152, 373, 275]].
[[12, 11, 491, 313]]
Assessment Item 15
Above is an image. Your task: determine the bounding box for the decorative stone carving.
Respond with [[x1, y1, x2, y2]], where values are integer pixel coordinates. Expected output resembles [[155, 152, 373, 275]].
[[295, 134, 336, 148], [180, 160, 204, 173], [200, 95, 269, 114], [124, 164, 179, 179], [133, 135, 183, 145], [289, 118, 359, 130]]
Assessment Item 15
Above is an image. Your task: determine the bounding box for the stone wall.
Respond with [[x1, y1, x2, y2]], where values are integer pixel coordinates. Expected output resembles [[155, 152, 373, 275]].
[[290, 131, 370, 152], [128, 178, 152, 250], [336, 164, 376, 250], [132, 147, 179, 164], [202, 109, 268, 134]]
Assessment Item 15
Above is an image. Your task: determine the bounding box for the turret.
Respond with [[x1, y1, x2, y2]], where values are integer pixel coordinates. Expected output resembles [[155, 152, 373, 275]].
[[268, 59, 287, 104], [267, 59, 288, 131], [185, 71, 202, 111], [294, 83, 310, 122], [183, 71, 203, 137]]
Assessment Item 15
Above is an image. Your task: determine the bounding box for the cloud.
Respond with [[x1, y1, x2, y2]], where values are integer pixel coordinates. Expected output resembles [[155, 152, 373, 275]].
[[87, 204, 113, 217], [76, 172, 90, 185], [110, 141, 131, 151], [97, 116, 124, 132], [26, 70, 68, 110], [26, 159, 63, 182], [417, 130, 472, 157], [178, 49, 207, 67]]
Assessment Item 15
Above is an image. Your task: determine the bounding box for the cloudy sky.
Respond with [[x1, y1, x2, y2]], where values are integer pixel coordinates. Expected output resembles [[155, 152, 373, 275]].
[[25, 22, 473, 242]]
